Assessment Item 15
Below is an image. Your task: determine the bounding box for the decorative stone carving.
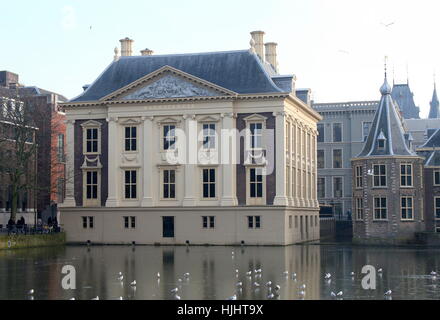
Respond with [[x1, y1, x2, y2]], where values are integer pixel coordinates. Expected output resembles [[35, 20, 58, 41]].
[[123, 74, 221, 100]]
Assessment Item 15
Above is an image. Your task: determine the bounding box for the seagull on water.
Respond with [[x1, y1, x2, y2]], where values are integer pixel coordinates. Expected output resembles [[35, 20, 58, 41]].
[[350, 272, 355, 276], [118, 274, 124, 281], [274, 285, 281, 292], [267, 293, 275, 299], [28, 289, 34, 295], [299, 284, 306, 290], [171, 288, 179, 294], [324, 273, 331, 279], [130, 280, 137, 287], [119, 296, 123, 300], [246, 271, 252, 276], [174, 294, 181, 300], [330, 292, 336, 298], [92, 296, 99, 300], [292, 273, 297, 279], [236, 282, 243, 288], [253, 282, 260, 287], [337, 291, 343, 297], [70, 298, 75, 300], [157, 272, 161, 278], [266, 281, 272, 287], [227, 294, 237, 300], [184, 273, 190, 278], [283, 271, 289, 276], [384, 290, 392, 296], [378, 268, 383, 273]]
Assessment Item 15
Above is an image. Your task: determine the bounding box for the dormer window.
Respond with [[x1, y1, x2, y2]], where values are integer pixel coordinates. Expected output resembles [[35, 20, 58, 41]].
[[377, 131, 386, 150]]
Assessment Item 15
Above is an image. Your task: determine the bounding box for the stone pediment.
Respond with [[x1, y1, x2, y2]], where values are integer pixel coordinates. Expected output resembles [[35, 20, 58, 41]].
[[122, 74, 222, 100], [101, 66, 237, 102]]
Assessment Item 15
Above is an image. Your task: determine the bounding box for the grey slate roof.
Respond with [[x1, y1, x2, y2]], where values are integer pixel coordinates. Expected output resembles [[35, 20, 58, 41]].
[[423, 150, 440, 166], [419, 127, 440, 149], [71, 50, 288, 102], [357, 77, 417, 157], [391, 83, 420, 119], [429, 85, 439, 119]]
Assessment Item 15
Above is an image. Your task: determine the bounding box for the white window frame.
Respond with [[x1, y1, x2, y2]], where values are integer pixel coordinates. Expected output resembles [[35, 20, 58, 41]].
[[401, 196, 414, 221], [202, 123, 216, 150], [373, 164, 387, 187], [373, 197, 388, 221], [201, 168, 217, 199], [332, 176, 343, 198], [317, 177, 326, 198], [83, 170, 101, 207], [202, 216, 215, 229], [123, 216, 136, 229], [124, 125, 138, 152], [317, 149, 325, 169], [332, 122, 343, 143], [356, 197, 364, 220], [435, 197, 440, 220], [162, 124, 177, 151], [246, 167, 266, 205], [400, 163, 413, 187], [355, 166, 363, 189], [81, 120, 102, 155], [332, 149, 343, 169], [123, 169, 138, 200], [161, 168, 177, 200]]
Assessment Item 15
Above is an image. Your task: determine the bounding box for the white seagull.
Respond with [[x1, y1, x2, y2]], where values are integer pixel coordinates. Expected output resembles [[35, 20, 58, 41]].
[[266, 281, 272, 287], [184, 273, 190, 278], [227, 294, 237, 300], [378, 268, 383, 273], [130, 280, 137, 287], [324, 273, 331, 279], [337, 291, 343, 297], [28, 289, 34, 295], [299, 284, 306, 290], [171, 288, 179, 294], [92, 296, 99, 300], [236, 282, 243, 288], [384, 290, 392, 296], [330, 292, 336, 298]]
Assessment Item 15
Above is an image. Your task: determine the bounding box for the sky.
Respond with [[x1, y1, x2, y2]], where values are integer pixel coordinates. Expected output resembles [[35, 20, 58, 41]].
[[1, 0, 439, 117]]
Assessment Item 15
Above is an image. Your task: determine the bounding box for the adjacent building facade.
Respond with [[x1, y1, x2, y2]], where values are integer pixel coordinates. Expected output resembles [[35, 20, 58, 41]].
[[60, 32, 322, 245], [352, 76, 425, 244], [0, 71, 67, 225], [312, 101, 378, 219]]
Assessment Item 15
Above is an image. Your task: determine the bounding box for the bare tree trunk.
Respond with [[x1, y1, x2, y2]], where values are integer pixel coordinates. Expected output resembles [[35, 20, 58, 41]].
[[10, 184, 17, 222]]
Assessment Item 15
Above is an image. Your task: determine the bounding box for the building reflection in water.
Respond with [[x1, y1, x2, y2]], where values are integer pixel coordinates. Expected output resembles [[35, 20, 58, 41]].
[[1, 245, 440, 300]]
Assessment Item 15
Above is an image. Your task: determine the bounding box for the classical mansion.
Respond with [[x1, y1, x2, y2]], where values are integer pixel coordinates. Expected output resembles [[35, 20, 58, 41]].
[[59, 31, 322, 245]]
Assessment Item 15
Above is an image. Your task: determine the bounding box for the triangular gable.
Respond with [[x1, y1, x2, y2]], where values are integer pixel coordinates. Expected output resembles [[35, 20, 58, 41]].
[[100, 65, 237, 101]]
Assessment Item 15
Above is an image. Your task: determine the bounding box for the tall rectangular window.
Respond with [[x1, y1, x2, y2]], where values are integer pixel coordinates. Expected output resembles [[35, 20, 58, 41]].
[[163, 125, 176, 150], [434, 170, 440, 186], [250, 168, 263, 198], [401, 197, 413, 220], [400, 164, 413, 187], [356, 198, 364, 220], [86, 128, 98, 153], [125, 126, 137, 151], [362, 122, 372, 142], [203, 124, 216, 150], [317, 177, 325, 198], [355, 166, 363, 188], [57, 134, 64, 162], [373, 164, 387, 187], [202, 216, 215, 229], [250, 123, 263, 149], [333, 177, 343, 198], [317, 124, 324, 143], [202, 168, 216, 198], [333, 149, 342, 168], [317, 150, 325, 169], [374, 197, 387, 220], [333, 123, 342, 142], [86, 171, 98, 200], [435, 197, 440, 219], [163, 170, 176, 199], [124, 170, 137, 199]]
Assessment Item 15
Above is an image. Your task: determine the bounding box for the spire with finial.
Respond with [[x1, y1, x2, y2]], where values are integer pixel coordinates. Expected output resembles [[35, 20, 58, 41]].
[[380, 56, 391, 95], [429, 71, 439, 118]]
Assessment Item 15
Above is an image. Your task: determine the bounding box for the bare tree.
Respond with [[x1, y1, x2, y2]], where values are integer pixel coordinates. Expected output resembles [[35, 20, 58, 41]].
[[0, 96, 38, 223]]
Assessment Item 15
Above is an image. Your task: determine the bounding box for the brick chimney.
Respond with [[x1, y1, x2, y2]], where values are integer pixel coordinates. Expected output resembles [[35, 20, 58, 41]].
[[120, 37, 134, 56], [250, 31, 265, 61], [140, 48, 154, 56], [265, 42, 278, 72], [0, 71, 19, 88]]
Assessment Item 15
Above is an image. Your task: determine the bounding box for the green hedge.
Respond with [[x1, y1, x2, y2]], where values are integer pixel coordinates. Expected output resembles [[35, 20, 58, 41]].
[[0, 233, 66, 250]]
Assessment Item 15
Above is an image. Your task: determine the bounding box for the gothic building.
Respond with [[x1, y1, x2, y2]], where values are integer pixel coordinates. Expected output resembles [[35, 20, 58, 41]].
[[428, 84, 439, 119], [60, 32, 322, 245], [352, 75, 425, 244], [391, 82, 420, 119]]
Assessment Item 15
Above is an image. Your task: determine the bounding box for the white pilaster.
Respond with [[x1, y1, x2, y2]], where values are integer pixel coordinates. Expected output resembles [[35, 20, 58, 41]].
[[106, 117, 119, 207], [182, 114, 197, 206], [273, 111, 289, 206], [141, 116, 154, 207], [220, 112, 238, 206], [61, 119, 76, 207]]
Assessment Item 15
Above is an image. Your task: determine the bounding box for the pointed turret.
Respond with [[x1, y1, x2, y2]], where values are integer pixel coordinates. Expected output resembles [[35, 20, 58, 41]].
[[358, 75, 416, 157], [428, 83, 439, 119]]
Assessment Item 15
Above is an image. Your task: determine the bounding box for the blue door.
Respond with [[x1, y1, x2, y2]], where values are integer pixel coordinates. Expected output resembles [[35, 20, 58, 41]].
[[163, 217, 175, 238]]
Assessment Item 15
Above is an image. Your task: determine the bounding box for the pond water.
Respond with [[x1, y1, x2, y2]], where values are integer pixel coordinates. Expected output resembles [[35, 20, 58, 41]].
[[1, 244, 440, 300]]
